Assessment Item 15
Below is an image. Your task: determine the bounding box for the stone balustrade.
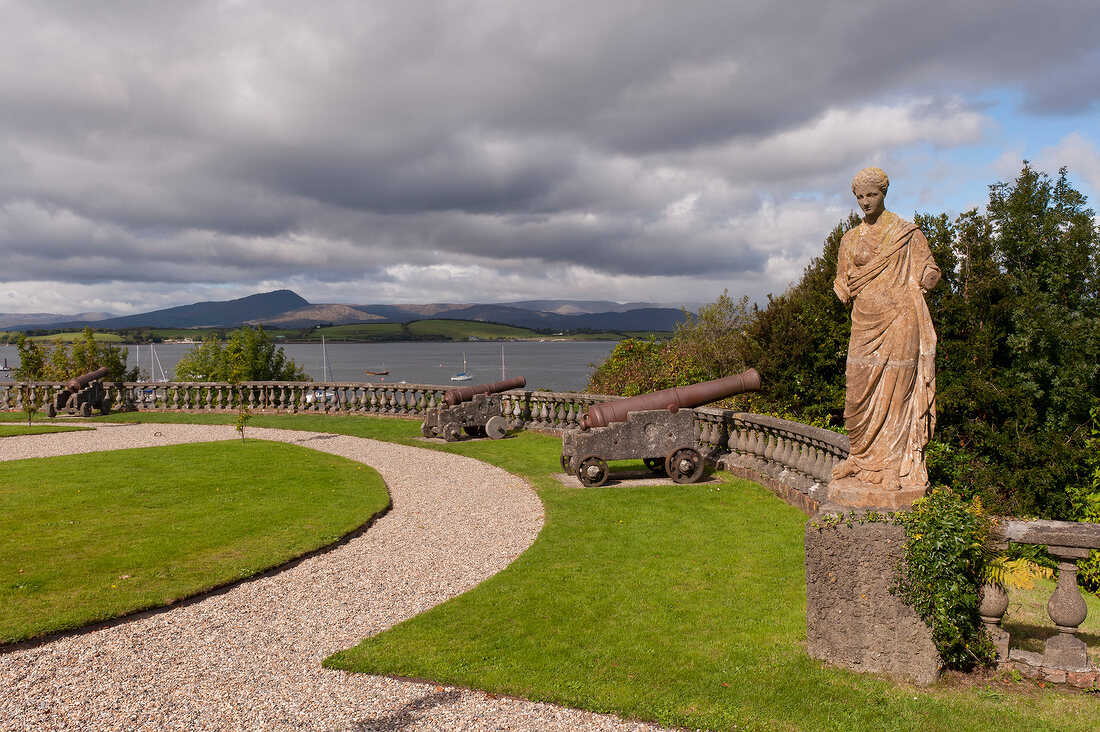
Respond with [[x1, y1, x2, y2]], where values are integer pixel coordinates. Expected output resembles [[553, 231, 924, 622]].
[[3, 381, 842, 506], [0, 380, 457, 416], [695, 407, 849, 513], [980, 520, 1100, 685]]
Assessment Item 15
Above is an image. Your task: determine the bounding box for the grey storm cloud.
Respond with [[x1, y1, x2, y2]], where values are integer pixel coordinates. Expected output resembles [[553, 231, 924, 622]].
[[1, 0, 1098, 310]]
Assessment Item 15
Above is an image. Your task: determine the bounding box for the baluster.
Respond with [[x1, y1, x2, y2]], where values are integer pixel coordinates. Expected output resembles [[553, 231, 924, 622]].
[[752, 428, 768, 470], [811, 440, 827, 481], [1044, 546, 1091, 669], [979, 582, 1010, 660]]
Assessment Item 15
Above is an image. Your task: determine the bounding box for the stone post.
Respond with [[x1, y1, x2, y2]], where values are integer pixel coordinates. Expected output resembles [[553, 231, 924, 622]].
[[804, 517, 940, 684]]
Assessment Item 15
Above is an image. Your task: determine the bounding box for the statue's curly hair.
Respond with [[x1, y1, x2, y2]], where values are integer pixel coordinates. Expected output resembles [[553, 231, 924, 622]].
[[851, 167, 889, 195]]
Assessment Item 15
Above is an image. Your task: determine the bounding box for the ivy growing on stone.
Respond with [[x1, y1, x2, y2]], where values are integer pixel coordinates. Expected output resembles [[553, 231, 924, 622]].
[[891, 488, 999, 670]]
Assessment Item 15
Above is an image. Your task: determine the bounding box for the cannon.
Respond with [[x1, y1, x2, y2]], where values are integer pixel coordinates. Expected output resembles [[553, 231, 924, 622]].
[[47, 366, 112, 417], [561, 368, 761, 486], [421, 376, 526, 441]]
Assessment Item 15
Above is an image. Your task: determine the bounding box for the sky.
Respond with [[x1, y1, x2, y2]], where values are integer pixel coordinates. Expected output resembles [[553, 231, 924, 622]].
[[2, 0, 1099, 316]]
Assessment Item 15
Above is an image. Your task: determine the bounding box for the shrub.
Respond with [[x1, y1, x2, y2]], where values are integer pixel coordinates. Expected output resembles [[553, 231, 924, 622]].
[[892, 488, 999, 669]]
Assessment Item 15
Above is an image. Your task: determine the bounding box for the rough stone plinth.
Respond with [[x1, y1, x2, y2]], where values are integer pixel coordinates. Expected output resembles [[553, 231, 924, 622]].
[[805, 518, 940, 684]]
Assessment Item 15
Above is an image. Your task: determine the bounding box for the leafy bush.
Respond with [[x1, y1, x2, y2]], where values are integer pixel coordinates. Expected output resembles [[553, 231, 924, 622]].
[[892, 489, 998, 669], [175, 325, 309, 382], [1069, 401, 1100, 592], [14, 328, 137, 382]]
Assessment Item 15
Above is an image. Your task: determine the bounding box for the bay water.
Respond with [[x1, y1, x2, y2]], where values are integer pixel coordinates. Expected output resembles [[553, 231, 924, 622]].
[[0, 340, 617, 393]]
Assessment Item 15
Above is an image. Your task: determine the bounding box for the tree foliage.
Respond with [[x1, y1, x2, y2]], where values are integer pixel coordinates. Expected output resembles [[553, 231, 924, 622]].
[[14, 328, 137, 382], [174, 326, 309, 382]]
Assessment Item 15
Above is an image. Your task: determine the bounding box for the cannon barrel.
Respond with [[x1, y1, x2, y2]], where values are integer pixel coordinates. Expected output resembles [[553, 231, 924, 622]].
[[66, 366, 110, 393], [443, 376, 527, 406], [580, 368, 760, 431]]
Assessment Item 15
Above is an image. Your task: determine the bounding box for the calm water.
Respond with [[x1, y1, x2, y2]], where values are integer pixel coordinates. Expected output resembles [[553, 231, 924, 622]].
[[0, 340, 616, 393]]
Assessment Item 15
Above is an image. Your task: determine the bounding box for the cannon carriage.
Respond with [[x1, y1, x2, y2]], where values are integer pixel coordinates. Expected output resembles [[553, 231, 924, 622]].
[[561, 369, 760, 486], [46, 366, 113, 417], [420, 376, 526, 441]]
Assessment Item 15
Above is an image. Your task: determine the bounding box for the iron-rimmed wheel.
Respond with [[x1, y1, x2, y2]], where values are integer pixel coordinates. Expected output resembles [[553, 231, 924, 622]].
[[643, 457, 665, 474], [665, 447, 704, 484], [560, 453, 572, 473], [485, 415, 508, 439], [79, 402, 92, 418], [443, 424, 463, 442], [577, 455, 609, 487]]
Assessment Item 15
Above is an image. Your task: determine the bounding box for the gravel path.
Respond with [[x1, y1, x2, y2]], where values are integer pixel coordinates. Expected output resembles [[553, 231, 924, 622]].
[[0, 423, 665, 731]]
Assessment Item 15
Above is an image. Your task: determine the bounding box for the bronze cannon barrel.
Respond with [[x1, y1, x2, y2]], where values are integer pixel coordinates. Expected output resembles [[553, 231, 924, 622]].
[[443, 376, 527, 406], [580, 368, 761, 430], [66, 366, 110, 393]]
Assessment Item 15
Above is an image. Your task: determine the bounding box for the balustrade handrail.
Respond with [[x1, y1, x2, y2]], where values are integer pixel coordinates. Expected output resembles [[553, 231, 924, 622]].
[[980, 518, 1100, 680]]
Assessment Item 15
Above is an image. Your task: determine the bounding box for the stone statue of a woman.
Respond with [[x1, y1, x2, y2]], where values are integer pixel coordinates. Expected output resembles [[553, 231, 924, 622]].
[[828, 167, 941, 510]]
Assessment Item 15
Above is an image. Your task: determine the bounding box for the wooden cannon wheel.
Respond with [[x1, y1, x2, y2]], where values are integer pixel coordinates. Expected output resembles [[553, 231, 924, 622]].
[[665, 447, 704, 484]]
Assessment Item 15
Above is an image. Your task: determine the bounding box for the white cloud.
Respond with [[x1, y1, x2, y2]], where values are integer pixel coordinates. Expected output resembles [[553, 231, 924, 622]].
[[1038, 132, 1100, 195]]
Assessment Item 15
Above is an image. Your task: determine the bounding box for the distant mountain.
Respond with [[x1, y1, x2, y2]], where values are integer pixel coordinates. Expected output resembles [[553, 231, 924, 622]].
[[0, 311, 114, 329], [13, 290, 308, 331], [409, 303, 690, 331], [253, 304, 386, 328], [499, 300, 698, 315], [6, 289, 691, 333]]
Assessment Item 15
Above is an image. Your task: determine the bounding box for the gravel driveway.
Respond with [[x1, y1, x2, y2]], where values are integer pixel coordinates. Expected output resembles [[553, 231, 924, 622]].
[[0, 423, 664, 731]]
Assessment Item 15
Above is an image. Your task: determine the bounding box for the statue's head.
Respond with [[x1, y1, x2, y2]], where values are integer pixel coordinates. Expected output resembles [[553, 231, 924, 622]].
[[851, 167, 889, 196]]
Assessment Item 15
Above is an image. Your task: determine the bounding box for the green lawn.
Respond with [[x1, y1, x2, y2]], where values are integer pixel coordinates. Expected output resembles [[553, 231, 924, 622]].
[[0, 424, 93, 437], [0, 439, 389, 644], [7, 411, 1099, 730]]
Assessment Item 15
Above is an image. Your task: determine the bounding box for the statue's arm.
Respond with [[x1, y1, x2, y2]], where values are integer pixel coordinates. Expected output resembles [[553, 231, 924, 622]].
[[911, 229, 941, 292]]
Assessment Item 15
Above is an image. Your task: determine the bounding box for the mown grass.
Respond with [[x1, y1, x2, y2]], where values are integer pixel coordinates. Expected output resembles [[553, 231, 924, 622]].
[[0, 424, 93, 437], [0, 439, 389, 644], [16, 411, 1100, 729]]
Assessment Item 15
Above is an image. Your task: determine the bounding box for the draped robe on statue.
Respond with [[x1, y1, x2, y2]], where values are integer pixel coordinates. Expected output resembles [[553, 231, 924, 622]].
[[830, 211, 939, 503]]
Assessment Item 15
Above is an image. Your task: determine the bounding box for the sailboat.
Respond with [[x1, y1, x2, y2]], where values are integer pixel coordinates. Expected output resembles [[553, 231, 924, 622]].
[[305, 335, 336, 404], [0, 358, 10, 372], [450, 353, 472, 381], [149, 344, 170, 382], [364, 363, 389, 376]]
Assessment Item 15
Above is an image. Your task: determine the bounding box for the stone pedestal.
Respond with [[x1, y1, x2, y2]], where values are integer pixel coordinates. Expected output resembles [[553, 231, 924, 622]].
[[826, 478, 927, 512], [805, 519, 940, 684]]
